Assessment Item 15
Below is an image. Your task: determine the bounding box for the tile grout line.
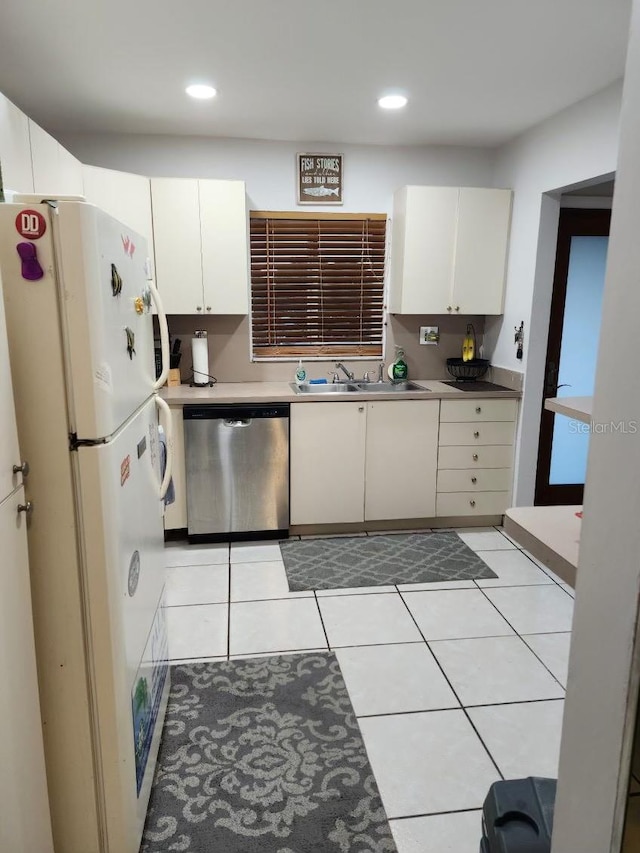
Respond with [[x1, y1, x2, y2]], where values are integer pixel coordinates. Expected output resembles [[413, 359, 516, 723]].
[[313, 591, 332, 651], [356, 695, 566, 720], [493, 525, 576, 598], [389, 805, 483, 822], [226, 552, 231, 659], [473, 585, 568, 691], [394, 589, 506, 783]]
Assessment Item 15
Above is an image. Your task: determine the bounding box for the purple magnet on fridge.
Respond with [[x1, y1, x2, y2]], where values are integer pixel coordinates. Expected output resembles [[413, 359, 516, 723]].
[[16, 241, 44, 281]]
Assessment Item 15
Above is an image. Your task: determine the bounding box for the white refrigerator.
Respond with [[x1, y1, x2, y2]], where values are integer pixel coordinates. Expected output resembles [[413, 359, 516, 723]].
[[0, 198, 173, 853]]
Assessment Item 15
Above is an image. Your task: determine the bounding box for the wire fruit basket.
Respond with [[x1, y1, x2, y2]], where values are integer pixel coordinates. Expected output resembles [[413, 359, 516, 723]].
[[446, 357, 491, 381]]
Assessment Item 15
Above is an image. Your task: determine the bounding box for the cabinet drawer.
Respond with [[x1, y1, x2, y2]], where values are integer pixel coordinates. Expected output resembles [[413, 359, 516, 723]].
[[437, 468, 512, 493], [436, 491, 510, 517], [438, 421, 515, 446], [438, 445, 514, 469], [440, 398, 517, 423]]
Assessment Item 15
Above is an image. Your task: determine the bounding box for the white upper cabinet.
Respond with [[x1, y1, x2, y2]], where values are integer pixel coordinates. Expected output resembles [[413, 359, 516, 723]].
[[0, 94, 34, 195], [199, 179, 249, 314], [151, 177, 249, 315], [82, 165, 155, 275], [389, 185, 512, 315], [29, 120, 83, 197]]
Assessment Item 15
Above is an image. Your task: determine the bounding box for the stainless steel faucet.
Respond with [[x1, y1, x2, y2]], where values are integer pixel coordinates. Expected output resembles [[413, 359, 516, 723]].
[[335, 362, 355, 381]]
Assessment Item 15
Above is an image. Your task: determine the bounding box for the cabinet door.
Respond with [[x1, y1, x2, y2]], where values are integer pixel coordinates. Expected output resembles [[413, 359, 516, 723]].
[[0, 94, 34, 194], [83, 166, 155, 275], [199, 180, 249, 314], [0, 488, 54, 853], [164, 407, 187, 530], [389, 186, 457, 313], [452, 188, 512, 315], [290, 402, 366, 525], [365, 400, 439, 520], [151, 178, 203, 314]]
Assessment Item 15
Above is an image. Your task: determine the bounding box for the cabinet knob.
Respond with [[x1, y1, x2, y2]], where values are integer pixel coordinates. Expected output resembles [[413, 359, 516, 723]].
[[455, 306, 460, 312], [473, 453, 479, 461], [447, 305, 452, 312], [358, 406, 364, 412], [17, 501, 33, 517], [13, 461, 30, 477], [196, 305, 202, 311], [206, 306, 212, 312], [475, 406, 482, 414], [471, 477, 477, 484], [474, 431, 480, 438], [469, 499, 476, 508]]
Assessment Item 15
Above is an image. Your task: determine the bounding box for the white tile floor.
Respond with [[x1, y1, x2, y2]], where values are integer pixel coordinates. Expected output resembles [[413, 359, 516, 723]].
[[162, 525, 574, 853]]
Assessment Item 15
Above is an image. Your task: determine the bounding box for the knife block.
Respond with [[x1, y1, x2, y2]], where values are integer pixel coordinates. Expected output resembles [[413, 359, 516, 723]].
[[167, 368, 181, 387]]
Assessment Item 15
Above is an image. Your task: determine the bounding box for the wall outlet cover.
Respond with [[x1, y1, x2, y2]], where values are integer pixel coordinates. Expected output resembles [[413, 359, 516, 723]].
[[420, 326, 439, 345]]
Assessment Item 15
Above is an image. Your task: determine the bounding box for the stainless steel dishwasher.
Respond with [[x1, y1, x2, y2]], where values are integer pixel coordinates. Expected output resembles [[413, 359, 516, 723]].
[[184, 404, 289, 542]]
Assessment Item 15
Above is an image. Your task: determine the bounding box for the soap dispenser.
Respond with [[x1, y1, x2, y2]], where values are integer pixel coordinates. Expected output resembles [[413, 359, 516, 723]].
[[294, 359, 306, 385], [392, 347, 408, 381]]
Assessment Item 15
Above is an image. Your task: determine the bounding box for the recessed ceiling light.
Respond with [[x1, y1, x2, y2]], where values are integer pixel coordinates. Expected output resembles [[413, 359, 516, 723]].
[[186, 84, 217, 100], [378, 94, 408, 110]]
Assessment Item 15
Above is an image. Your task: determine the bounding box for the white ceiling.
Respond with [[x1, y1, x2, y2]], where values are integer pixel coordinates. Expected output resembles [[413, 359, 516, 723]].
[[0, 0, 632, 147]]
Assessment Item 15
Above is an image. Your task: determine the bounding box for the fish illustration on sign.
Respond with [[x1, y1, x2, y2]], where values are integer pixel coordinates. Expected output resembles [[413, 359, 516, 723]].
[[302, 185, 340, 197]]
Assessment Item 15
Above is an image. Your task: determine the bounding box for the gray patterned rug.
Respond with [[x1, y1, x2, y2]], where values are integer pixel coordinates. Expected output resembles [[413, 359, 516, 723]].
[[280, 532, 498, 591], [140, 653, 397, 853]]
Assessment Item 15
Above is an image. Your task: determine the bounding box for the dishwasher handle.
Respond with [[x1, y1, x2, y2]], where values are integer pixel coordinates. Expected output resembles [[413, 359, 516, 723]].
[[223, 418, 251, 428]]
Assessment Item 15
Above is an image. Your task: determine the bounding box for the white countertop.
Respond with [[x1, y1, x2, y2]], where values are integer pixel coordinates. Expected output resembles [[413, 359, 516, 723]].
[[504, 504, 582, 586], [161, 379, 522, 406], [544, 396, 593, 424]]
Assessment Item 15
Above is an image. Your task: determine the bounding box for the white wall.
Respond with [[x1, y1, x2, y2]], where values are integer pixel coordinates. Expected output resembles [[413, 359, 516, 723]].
[[60, 132, 495, 213], [488, 81, 622, 503], [552, 4, 640, 848]]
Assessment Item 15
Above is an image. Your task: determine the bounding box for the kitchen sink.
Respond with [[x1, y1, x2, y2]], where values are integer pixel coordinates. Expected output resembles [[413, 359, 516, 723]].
[[354, 381, 427, 392], [291, 380, 428, 394], [291, 382, 359, 393]]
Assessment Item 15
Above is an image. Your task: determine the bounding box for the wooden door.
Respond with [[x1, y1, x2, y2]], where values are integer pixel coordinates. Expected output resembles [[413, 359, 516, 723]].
[[535, 208, 610, 505]]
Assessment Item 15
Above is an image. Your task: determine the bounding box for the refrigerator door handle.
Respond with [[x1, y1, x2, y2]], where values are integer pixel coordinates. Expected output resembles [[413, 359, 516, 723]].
[[155, 394, 173, 500], [149, 282, 170, 390]]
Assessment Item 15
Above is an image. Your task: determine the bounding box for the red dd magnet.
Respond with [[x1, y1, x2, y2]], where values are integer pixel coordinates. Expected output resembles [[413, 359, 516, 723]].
[[15, 209, 47, 240]]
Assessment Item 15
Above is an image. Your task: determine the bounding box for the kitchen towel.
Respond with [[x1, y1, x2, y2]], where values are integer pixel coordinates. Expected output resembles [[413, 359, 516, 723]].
[[280, 531, 498, 591]]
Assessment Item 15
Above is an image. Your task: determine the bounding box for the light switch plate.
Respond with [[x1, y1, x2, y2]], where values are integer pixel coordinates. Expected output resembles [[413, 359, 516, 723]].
[[420, 326, 439, 345]]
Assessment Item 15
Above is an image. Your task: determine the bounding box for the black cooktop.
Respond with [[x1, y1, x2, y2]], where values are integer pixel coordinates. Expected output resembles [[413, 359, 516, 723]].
[[442, 380, 513, 392]]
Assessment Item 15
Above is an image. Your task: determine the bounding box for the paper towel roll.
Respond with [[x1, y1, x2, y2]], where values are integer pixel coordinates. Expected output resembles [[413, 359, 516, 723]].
[[191, 331, 209, 385]]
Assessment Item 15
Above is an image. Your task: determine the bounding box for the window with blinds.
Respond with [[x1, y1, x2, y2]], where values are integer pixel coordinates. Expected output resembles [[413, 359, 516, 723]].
[[250, 212, 387, 359]]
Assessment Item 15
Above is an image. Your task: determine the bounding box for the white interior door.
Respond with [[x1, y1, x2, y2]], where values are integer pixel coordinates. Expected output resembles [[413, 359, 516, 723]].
[[0, 271, 22, 498], [0, 486, 54, 853]]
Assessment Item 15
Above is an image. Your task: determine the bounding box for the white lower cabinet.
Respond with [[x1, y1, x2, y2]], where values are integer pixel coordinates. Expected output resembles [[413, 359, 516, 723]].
[[164, 407, 187, 531], [364, 400, 439, 520], [290, 402, 367, 526], [290, 400, 439, 526]]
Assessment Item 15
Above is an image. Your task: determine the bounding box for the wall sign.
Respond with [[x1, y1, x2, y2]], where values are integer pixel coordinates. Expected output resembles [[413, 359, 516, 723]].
[[297, 153, 343, 205]]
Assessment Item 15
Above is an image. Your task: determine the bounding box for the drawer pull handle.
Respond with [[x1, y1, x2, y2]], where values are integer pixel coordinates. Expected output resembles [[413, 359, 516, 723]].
[[471, 477, 477, 484], [469, 500, 476, 507], [474, 431, 480, 438], [476, 407, 482, 414], [473, 454, 479, 461]]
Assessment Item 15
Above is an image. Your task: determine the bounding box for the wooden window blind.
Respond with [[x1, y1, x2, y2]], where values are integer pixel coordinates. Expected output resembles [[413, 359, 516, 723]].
[[250, 211, 387, 359]]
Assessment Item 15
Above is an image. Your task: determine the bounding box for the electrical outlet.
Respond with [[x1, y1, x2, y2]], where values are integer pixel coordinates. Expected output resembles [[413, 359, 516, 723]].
[[419, 326, 439, 345]]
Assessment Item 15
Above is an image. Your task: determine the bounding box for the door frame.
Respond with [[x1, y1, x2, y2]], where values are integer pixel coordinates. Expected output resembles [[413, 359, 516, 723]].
[[534, 207, 611, 505]]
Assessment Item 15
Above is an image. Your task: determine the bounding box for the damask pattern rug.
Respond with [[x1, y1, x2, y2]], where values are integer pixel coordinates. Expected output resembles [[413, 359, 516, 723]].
[[140, 653, 397, 853], [280, 531, 497, 591]]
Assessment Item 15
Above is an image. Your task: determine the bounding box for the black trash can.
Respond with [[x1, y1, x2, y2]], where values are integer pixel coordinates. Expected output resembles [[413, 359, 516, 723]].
[[480, 777, 557, 852]]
